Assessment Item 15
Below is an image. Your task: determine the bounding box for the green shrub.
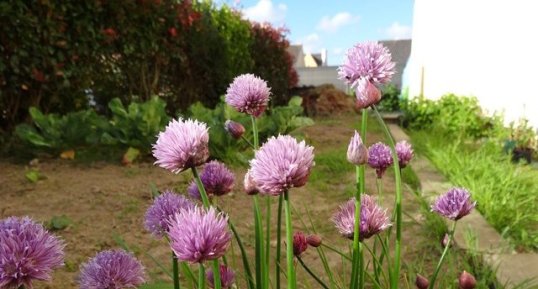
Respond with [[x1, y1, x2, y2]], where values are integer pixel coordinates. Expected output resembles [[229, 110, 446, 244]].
[[15, 107, 109, 152], [377, 84, 401, 112], [103, 97, 170, 152], [402, 94, 495, 138], [15, 97, 169, 155], [1, 1, 297, 132]]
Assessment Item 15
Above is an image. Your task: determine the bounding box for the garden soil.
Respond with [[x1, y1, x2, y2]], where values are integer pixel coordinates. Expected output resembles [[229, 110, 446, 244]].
[[0, 113, 431, 289]]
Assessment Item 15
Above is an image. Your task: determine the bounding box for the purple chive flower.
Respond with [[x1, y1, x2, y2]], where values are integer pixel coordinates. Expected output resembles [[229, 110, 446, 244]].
[[368, 142, 394, 178], [78, 250, 145, 289], [243, 170, 259, 195], [188, 161, 235, 199], [144, 190, 195, 238], [168, 206, 231, 263], [332, 195, 391, 241], [207, 264, 235, 289], [395, 140, 414, 168], [347, 130, 368, 165], [153, 118, 209, 174], [338, 42, 395, 108], [250, 135, 315, 196], [0, 217, 65, 289], [293, 231, 308, 256], [224, 120, 246, 139], [431, 188, 476, 221], [225, 74, 271, 117]]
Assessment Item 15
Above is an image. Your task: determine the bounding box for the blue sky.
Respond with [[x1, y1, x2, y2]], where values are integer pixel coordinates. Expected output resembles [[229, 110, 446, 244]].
[[224, 0, 414, 65]]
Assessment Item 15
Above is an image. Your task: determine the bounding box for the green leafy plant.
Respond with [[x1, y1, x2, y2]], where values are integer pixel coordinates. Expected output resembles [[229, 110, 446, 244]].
[[377, 84, 401, 112], [15, 107, 109, 153], [401, 94, 494, 139], [48, 215, 72, 231], [103, 97, 170, 152]]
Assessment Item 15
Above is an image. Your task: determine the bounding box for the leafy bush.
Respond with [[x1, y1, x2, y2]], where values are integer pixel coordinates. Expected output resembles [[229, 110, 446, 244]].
[[401, 94, 496, 138], [15, 97, 169, 156], [0, 1, 297, 132], [102, 97, 170, 152], [15, 108, 109, 152]]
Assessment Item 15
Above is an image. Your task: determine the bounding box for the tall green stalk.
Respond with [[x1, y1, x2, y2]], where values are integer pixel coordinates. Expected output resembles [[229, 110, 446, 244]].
[[173, 253, 181, 289], [297, 256, 330, 289], [265, 197, 271, 289], [229, 221, 255, 289], [199, 264, 206, 289], [250, 115, 266, 289], [372, 105, 402, 289], [276, 194, 283, 289], [428, 221, 457, 289], [284, 190, 296, 289], [351, 109, 368, 289], [192, 167, 222, 289]]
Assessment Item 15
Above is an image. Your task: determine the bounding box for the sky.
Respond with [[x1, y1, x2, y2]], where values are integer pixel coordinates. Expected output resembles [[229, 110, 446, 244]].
[[225, 0, 414, 65]]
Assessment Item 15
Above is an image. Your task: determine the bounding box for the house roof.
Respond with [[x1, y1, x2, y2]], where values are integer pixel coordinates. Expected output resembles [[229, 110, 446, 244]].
[[379, 39, 412, 89], [310, 53, 323, 66]]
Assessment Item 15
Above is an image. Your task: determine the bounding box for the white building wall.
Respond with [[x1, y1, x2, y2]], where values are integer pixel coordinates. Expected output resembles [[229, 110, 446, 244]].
[[407, 0, 538, 128]]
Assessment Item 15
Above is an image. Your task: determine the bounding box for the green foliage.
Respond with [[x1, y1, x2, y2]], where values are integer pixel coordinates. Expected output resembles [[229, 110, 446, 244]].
[[509, 118, 538, 150], [48, 215, 72, 231], [15, 108, 109, 152], [15, 97, 169, 157], [1, 0, 297, 133], [402, 94, 496, 139], [411, 131, 538, 250], [103, 97, 170, 151], [377, 84, 401, 112], [25, 169, 42, 183]]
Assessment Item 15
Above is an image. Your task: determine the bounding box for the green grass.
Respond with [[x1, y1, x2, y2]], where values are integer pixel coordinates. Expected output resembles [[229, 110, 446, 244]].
[[409, 130, 538, 251], [406, 190, 518, 289]]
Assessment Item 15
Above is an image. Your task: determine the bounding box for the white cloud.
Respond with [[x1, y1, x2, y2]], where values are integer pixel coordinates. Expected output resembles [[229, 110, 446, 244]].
[[242, 0, 287, 25], [298, 33, 321, 53], [317, 12, 359, 33], [385, 22, 412, 40], [333, 47, 344, 55]]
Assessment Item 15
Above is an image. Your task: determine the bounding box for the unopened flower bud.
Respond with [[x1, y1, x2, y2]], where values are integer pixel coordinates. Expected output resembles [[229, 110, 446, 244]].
[[347, 131, 368, 165], [306, 234, 322, 247], [441, 233, 451, 248], [293, 231, 308, 256], [224, 120, 245, 139], [244, 170, 259, 195], [458, 271, 476, 289], [356, 78, 382, 109], [415, 274, 429, 289]]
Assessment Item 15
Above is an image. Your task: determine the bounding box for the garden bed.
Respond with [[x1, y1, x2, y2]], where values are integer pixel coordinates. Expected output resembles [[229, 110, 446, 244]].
[[0, 113, 509, 288]]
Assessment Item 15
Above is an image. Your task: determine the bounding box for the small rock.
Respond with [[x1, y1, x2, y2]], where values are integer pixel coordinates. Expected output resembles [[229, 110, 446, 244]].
[[29, 158, 39, 167]]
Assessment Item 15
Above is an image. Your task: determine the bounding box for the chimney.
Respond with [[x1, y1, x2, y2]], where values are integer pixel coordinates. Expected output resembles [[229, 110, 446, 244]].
[[321, 48, 328, 66]]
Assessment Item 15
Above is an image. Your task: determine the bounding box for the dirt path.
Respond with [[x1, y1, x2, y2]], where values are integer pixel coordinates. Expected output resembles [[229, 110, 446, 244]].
[[0, 112, 432, 289]]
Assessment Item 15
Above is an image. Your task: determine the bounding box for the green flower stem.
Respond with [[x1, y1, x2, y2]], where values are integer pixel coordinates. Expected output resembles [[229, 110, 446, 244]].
[[249, 115, 267, 289], [351, 109, 368, 289], [265, 197, 271, 289], [297, 256, 330, 289], [372, 105, 403, 289], [253, 195, 265, 289], [192, 167, 222, 289], [321, 243, 352, 261], [428, 221, 457, 289], [276, 194, 283, 289], [284, 190, 296, 289], [241, 135, 255, 149], [199, 263, 206, 289], [181, 263, 197, 289], [173, 253, 181, 289]]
